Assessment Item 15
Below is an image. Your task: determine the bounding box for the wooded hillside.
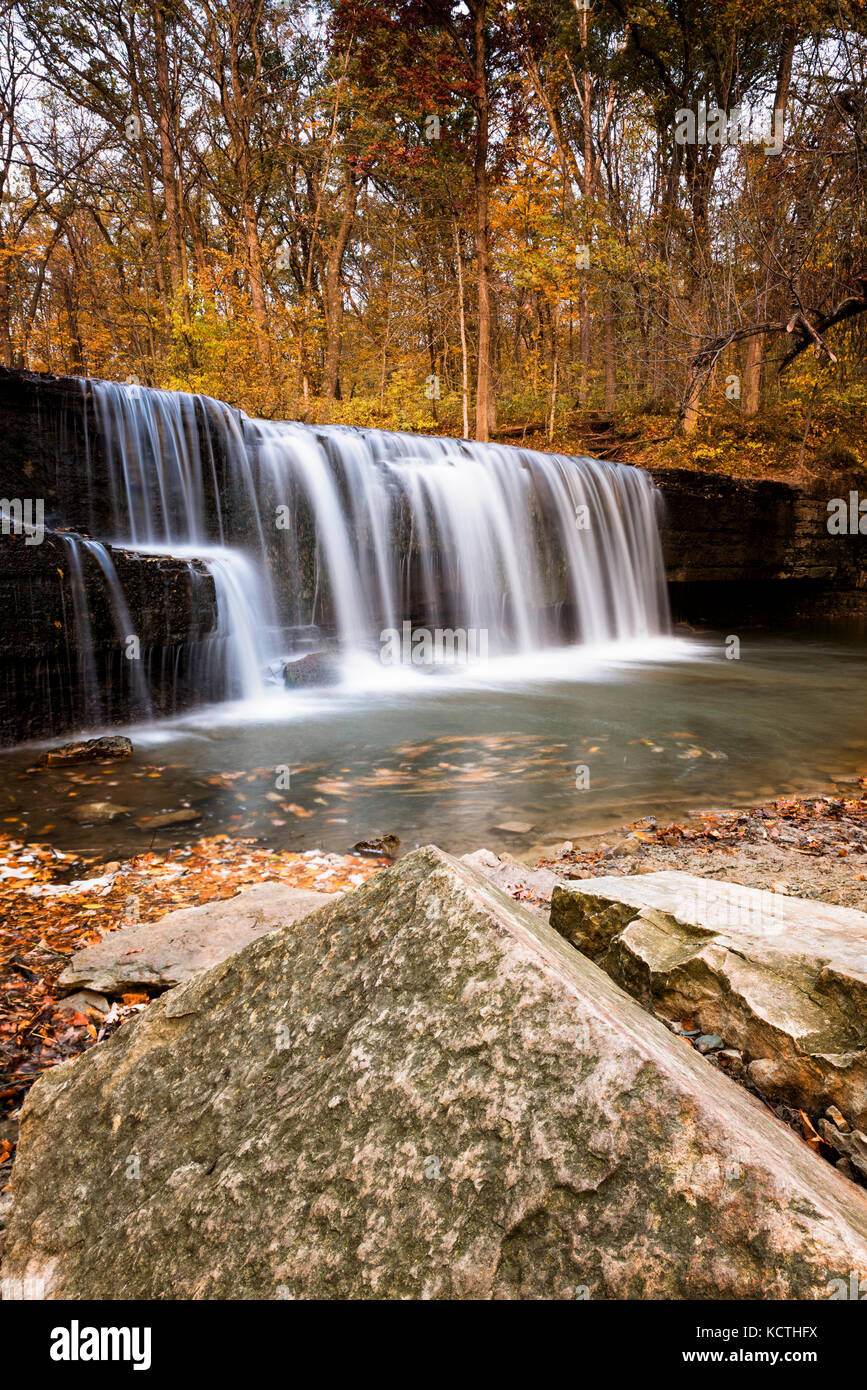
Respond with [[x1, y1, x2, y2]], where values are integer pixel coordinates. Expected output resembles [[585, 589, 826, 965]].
[[1, 1, 865, 472]]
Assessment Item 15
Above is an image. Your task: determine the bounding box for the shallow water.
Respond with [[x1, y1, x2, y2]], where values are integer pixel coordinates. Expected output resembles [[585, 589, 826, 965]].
[[3, 630, 866, 863]]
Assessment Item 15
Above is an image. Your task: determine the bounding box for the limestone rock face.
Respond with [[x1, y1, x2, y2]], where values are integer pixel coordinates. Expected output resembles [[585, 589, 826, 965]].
[[550, 870, 867, 1128], [57, 882, 333, 994], [7, 848, 867, 1300]]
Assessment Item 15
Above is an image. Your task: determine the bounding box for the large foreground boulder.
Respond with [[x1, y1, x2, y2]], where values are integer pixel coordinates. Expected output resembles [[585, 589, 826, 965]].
[[6, 847, 867, 1299], [56, 882, 333, 994], [550, 871, 867, 1130]]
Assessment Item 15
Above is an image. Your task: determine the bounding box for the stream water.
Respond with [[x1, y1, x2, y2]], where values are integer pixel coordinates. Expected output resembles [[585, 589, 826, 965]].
[[3, 628, 866, 863]]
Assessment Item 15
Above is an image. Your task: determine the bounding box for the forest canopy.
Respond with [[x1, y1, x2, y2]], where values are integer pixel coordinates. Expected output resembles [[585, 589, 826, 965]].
[[0, 0, 865, 465]]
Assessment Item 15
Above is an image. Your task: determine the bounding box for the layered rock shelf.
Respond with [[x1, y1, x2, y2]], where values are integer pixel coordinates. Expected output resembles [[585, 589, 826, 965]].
[[0, 529, 219, 743], [550, 871, 867, 1133], [650, 466, 867, 623]]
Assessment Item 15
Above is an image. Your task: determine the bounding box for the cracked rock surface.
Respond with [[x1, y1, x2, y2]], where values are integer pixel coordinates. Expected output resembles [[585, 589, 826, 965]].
[[550, 870, 867, 1130], [6, 848, 867, 1299]]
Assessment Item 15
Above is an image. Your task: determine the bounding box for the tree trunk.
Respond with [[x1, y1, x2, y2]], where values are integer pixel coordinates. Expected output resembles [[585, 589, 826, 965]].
[[743, 333, 763, 416], [243, 197, 271, 372], [578, 4, 593, 406], [548, 299, 560, 441], [603, 292, 616, 411], [322, 165, 358, 400], [471, 0, 494, 440], [125, 43, 169, 304], [153, 3, 185, 307], [454, 219, 470, 439], [743, 23, 796, 417]]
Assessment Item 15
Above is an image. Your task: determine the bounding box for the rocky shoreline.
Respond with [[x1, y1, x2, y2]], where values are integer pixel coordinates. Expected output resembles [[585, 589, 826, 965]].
[[536, 777, 867, 910], [2, 777, 867, 1296]]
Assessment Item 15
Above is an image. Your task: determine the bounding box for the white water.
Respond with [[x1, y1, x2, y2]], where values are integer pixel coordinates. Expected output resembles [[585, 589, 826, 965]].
[[75, 538, 153, 716], [62, 535, 100, 725], [79, 378, 670, 711], [87, 380, 274, 698]]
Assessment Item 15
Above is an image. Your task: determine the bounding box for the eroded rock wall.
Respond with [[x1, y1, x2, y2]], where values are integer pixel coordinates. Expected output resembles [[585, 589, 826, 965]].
[[0, 530, 218, 743], [651, 467, 867, 624]]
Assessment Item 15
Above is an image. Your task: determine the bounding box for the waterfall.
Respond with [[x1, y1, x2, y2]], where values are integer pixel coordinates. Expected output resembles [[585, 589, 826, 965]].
[[75, 377, 669, 715], [87, 380, 275, 697], [75, 538, 153, 718], [63, 536, 101, 725]]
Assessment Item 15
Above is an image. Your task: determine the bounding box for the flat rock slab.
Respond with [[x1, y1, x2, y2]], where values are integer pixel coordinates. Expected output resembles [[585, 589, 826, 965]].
[[7, 847, 867, 1299], [551, 870, 867, 1129], [57, 882, 334, 994]]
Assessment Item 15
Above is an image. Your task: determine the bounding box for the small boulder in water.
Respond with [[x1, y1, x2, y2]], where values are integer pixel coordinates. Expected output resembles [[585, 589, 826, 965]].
[[494, 820, 534, 836], [68, 801, 132, 825], [283, 652, 340, 688], [351, 834, 400, 860], [39, 735, 133, 766]]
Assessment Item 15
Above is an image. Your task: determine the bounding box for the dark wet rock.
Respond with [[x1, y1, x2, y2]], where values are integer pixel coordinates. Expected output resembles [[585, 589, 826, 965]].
[[650, 466, 867, 624], [39, 735, 133, 766], [351, 834, 400, 859], [283, 652, 340, 688], [6, 846, 867, 1300], [135, 807, 201, 830]]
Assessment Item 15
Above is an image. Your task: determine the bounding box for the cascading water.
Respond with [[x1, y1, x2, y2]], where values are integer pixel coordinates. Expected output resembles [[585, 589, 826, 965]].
[[73, 376, 669, 719], [87, 380, 275, 700], [63, 536, 101, 725], [75, 538, 153, 718]]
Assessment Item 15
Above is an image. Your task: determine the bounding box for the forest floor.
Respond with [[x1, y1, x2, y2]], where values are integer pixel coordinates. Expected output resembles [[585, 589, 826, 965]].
[[304, 391, 867, 483], [520, 397, 867, 482]]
